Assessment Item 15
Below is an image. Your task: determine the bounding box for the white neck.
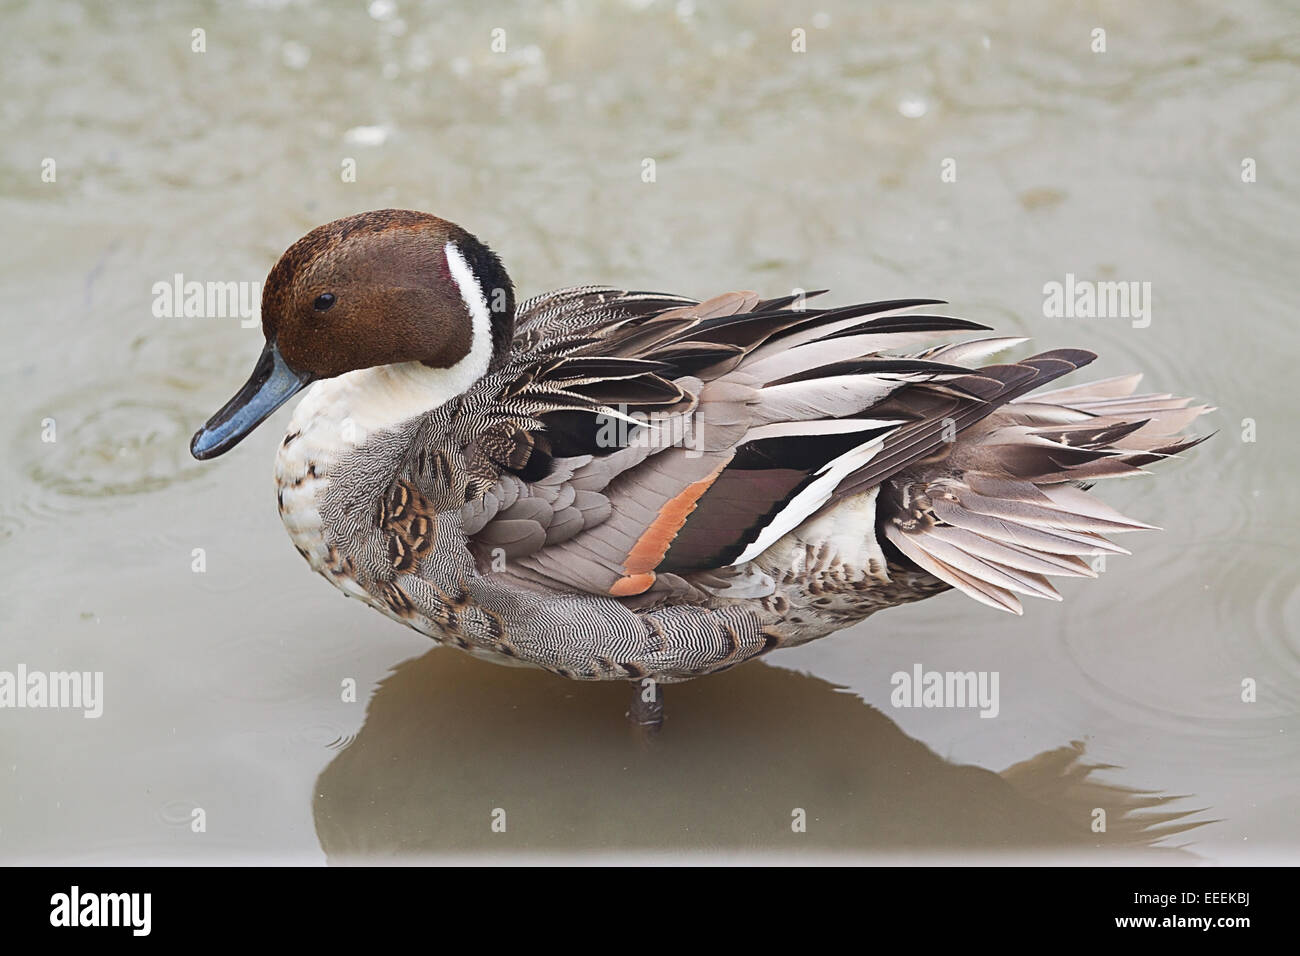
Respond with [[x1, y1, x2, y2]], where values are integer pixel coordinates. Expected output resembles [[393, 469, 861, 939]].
[[287, 361, 461, 449]]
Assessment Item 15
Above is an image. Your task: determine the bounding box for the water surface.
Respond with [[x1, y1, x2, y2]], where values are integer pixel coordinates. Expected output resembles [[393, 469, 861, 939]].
[[1, 0, 1297, 863]]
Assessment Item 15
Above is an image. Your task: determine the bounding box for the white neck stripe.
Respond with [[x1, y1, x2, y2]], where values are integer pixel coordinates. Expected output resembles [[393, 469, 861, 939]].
[[445, 239, 493, 380]]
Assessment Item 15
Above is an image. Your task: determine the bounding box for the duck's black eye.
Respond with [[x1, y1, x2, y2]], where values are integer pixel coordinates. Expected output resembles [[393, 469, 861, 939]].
[[313, 293, 336, 312]]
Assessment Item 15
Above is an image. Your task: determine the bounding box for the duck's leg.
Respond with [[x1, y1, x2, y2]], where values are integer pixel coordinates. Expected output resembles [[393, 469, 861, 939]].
[[626, 678, 664, 732]]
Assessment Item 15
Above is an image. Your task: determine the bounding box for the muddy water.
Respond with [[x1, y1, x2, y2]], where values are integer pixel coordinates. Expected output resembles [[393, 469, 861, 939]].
[[1, 0, 1297, 862]]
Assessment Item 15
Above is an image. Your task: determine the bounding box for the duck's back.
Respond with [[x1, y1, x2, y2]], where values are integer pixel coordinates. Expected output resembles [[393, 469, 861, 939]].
[[280, 287, 1208, 682]]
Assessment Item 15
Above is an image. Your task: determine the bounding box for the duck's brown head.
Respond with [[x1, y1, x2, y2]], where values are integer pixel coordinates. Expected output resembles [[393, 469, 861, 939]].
[[190, 209, 515, 460]]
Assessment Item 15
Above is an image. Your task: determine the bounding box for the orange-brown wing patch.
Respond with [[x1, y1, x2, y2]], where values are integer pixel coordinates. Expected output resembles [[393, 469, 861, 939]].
[[608, 572, 657, 597], [607, 458, 730, 597]]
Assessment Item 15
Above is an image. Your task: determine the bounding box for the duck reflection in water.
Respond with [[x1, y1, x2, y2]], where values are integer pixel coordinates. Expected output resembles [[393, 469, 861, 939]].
[[313, 649, 1211, 859]]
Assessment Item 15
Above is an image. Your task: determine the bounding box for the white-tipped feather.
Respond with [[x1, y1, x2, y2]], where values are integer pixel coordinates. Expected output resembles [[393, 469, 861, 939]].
[[917, 336, 1029, 365], [753, 373, 952, 425], [740, 418, 904, 444], [728, 431, 895, 566], [745, 309, 951, 364], [745, 330, 969, 383]]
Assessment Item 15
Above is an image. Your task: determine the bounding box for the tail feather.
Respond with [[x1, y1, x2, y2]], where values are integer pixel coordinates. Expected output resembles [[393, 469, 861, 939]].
[[879, 371, 1210, 614]]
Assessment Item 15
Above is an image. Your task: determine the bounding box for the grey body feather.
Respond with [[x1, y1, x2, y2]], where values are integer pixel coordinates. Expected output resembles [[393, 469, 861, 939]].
[[280, 286, 1209, 681]]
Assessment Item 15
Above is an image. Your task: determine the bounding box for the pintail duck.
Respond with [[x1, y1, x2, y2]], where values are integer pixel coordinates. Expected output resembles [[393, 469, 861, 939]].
[[191, 209, 1209, 725]]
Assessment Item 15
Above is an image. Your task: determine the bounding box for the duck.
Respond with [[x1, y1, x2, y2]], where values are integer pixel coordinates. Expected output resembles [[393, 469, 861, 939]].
[[190, 209, 1210, 726]]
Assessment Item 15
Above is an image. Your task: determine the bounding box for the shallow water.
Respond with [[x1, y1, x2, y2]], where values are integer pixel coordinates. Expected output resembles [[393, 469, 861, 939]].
[[1, 0, 1297, 863]]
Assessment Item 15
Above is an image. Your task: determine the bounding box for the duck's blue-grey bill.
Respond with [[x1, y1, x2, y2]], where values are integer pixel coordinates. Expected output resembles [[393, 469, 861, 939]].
[[190, 344, 312, 460]]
